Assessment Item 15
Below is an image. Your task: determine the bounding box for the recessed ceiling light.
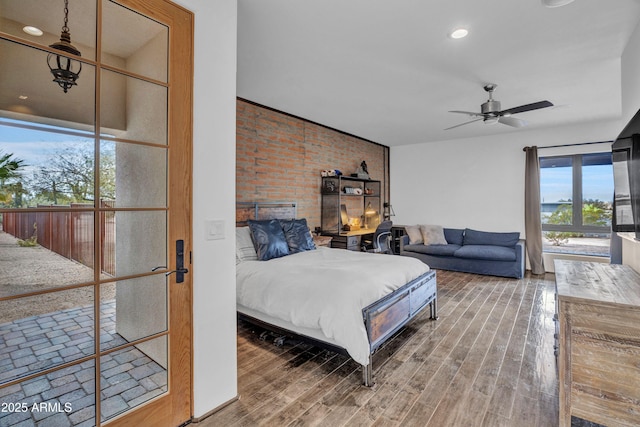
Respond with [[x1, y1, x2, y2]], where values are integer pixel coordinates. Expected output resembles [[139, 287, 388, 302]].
[[542, 0, 575, 7], [18, 95, 28, 100], [450, 28, 469, 39], [23, 26, 43, 36]]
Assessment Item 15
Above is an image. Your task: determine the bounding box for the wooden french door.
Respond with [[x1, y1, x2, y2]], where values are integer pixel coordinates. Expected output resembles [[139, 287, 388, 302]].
[[0, 1, 193, 426]]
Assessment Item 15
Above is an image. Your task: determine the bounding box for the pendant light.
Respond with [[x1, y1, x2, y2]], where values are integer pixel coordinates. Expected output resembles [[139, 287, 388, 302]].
[[47, 0, 82, 93]]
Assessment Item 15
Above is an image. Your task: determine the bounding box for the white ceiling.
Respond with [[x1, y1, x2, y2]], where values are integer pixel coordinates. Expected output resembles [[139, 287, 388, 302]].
[[237, 0, 640, 146]]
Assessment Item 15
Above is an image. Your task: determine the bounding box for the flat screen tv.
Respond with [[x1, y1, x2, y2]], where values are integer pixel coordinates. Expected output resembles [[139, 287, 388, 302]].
[[612, 109, 640, 240]]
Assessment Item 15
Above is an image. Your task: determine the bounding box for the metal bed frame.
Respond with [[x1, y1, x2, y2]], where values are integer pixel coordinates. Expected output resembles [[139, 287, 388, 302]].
[[236, 201, 438, 386]]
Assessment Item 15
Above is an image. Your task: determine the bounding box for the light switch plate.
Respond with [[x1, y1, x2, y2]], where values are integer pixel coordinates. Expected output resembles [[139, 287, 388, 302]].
[[205, 219, 225, 240]]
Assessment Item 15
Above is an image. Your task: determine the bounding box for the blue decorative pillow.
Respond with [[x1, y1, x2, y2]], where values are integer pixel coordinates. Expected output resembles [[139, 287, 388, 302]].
[[280, 219, 316, 254], [444, 228, 465, 246], [248, 219, 290, 261]]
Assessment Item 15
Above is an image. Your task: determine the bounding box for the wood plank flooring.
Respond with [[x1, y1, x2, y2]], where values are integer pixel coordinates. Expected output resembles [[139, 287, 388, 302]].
[[198, 270, 560, 426]]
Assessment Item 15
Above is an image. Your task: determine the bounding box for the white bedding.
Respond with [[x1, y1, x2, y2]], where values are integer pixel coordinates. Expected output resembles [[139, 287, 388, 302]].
[[236, 247, 430, 365]]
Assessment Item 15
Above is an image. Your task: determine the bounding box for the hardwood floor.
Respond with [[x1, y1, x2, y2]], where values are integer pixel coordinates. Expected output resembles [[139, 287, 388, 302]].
[[199, 270, 559, 426]]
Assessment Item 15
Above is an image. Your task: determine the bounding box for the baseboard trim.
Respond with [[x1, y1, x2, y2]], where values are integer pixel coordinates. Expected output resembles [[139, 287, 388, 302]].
[[191, 395, 240, 423]]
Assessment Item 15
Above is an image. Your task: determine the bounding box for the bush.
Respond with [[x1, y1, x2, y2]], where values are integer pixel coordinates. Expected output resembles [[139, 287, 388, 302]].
[[544, 231, 570, 246]]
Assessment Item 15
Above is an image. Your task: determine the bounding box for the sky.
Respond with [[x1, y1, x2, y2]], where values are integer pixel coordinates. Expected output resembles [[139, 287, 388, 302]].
[[540, 164, 614, 203], [1, 118, 96, 175]]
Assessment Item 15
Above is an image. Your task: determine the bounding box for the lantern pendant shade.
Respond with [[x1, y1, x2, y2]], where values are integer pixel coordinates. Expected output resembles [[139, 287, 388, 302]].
[[47, 1, 82, 93]]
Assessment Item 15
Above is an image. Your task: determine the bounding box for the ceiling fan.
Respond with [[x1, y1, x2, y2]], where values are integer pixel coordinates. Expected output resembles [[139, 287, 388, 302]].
[[445, 84, 553, 130]]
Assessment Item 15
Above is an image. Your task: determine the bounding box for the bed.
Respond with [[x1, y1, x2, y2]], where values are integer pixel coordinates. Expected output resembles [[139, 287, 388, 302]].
[[236, 202, 437, 386]]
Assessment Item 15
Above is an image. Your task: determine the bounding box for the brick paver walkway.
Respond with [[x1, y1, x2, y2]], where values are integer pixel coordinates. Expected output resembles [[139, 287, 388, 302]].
[[0, 301, 167, 426]]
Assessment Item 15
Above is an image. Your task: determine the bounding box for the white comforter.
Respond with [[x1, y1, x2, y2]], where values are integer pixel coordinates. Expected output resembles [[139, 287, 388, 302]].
[[236, 247, 430, 365]]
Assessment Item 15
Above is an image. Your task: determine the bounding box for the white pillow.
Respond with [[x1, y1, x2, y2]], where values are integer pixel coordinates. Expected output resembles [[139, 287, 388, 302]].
[[236, 226, 258, 264], [405, 225, 423, 245], [420, 224, 447, 245]]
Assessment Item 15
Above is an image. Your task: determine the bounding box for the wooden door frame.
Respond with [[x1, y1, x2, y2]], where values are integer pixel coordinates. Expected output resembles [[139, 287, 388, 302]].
[[107, 0, 193, 425]]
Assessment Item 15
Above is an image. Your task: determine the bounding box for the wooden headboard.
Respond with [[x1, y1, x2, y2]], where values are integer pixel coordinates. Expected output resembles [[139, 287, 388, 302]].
[[236, 202, 297, 226]]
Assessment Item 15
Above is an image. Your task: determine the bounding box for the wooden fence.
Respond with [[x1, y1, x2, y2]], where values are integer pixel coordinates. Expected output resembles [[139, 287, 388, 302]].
[[2, 201, 116, 276]]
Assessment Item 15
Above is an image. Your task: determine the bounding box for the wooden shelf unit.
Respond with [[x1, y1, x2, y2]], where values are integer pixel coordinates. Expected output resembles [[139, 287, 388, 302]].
[[321, 176, 381, 250]]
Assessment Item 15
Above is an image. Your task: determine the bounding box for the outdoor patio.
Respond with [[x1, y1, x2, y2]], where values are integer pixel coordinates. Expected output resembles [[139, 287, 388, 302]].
[[0, 300, 167, 426], [0, 230, 167, 426], [542, 236, 611, 257]]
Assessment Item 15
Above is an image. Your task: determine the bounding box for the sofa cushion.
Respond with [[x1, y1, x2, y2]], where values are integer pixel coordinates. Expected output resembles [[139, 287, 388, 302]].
[[404, 243, 461, 256], [463, 228, 520, 248], [454, 244, 517, 261], [444, 228, 465, 246], [420, 225, 448, 245], [405, 225, 423, 244]]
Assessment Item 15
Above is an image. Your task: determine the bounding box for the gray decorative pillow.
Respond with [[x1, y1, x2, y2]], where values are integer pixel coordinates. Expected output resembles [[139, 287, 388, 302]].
[[420, 224, 448, 245], [405, 225, 423, 245], [280, 218, 316, 254], [248, 219, 290, 261], [236, 227, 258, 264]]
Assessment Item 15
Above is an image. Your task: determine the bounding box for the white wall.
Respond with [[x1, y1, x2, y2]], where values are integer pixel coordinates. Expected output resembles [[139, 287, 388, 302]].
[[173, 0, 238, 419]]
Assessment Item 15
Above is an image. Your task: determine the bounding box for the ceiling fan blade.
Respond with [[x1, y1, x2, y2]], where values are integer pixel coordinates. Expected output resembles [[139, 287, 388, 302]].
[[448, 110, 483, 117], [444, 118, 483, 130], [498, 116, 527, 128], [501, 100, 553, 115]]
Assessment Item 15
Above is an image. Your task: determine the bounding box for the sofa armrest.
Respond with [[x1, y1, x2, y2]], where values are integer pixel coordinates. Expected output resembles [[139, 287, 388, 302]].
[[400, 235, 410, 253], [515, 239, 525, 278]]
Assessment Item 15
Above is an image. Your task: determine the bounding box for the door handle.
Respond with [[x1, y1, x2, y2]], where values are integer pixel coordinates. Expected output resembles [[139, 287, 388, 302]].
[[152, 240, 189, 283], [170, 239, 189, 283]]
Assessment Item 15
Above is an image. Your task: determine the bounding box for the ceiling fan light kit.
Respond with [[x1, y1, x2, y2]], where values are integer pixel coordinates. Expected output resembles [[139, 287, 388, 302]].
[[445, 84, 553, 130]]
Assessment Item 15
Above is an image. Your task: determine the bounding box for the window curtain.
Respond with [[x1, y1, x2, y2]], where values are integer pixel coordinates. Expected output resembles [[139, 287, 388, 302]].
[[524, 146, 545, 274]]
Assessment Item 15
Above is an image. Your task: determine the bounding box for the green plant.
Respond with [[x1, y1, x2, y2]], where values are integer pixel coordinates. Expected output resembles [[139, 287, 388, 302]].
[[0, 151, 26, 206], [583, 201, 612, 227], [17, 223, 38, 247], [544, 231, 570, 246]]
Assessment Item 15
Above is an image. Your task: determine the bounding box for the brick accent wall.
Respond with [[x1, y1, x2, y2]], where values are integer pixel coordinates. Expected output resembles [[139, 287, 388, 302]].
[[236, 99, 389, 230]]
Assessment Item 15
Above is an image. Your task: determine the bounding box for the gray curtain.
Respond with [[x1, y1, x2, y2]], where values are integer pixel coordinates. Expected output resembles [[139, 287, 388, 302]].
[[524, 146, 545, 274]]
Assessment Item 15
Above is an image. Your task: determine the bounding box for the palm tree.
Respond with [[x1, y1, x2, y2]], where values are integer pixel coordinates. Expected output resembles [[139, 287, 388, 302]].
[[0, 150, 25, 205]]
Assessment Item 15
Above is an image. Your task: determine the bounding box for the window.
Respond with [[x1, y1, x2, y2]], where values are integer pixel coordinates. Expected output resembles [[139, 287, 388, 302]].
[[540, 152, 613, 257]]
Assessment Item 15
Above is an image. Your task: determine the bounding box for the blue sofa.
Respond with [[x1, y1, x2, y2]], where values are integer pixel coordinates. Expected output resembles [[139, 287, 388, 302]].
[[399, 227, 525, 278]]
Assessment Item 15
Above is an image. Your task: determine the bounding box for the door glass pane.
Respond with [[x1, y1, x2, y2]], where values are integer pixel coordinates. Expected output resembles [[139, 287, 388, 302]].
[[540, 156, 573, 225], [99, 140, 167, 208], [100, 69, 167, 145], [100, 336, 167, 422], [0, 212, 95, 298], [0, 360, 96, 427], [0, 287, 95, 385], [0, 119, 96, 209], [101, 0, 168, 83], [111, 211, 167, 277], [100, 277, 167, 351], [0, 0, 97, 61], [0, 38, 96, 128]]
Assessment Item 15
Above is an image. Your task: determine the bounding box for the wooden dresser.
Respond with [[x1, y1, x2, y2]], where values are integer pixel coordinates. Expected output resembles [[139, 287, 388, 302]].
[[554, 260, 640, 426]]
